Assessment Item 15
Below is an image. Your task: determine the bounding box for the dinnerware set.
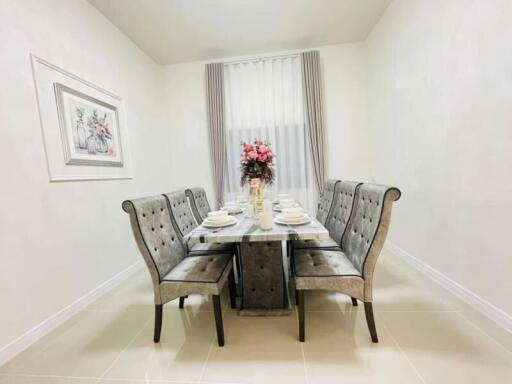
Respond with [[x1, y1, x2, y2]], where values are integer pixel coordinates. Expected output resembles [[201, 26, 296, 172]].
[[202, 193, 311, 228]]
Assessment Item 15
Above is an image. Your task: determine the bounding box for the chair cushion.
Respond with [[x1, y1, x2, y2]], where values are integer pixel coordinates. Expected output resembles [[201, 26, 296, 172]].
[[294, 249, 361, 278], [291, 238, 341, 251], [162, 254, 232, 283], [188, 242, 235, 256], [293, 249, 364, 295]]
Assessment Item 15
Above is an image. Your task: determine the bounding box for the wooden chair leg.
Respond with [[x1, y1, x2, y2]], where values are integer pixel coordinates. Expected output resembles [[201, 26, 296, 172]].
[[212, 295, 225, 346], [364, 302, 378, 343], [179, 296, 186, 309], [154, 304, 163, 343], [228, 269, 237, 309], [297, 290, 305, 342], [351, 297, 358, 306]]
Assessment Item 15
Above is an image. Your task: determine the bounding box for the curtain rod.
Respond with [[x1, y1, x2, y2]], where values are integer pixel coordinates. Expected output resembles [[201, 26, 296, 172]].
[[222, 53, 300, 66]]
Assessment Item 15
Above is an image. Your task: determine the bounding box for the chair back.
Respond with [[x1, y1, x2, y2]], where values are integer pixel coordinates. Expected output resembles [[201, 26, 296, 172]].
[[316, 179, 339, 225], [163, 191, 197, 237], [122, 195, 186, 289], [342, 184, 401, 279], [324, 181, 361, 245], [185, 187, 212, 223]]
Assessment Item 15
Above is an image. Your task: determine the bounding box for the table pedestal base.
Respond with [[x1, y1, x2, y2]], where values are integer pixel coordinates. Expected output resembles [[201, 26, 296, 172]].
[[238, 241, 291, 315]]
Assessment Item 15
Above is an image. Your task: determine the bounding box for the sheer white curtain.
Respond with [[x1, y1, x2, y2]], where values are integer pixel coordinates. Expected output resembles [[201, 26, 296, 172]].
[[223, 56, 317, 213]]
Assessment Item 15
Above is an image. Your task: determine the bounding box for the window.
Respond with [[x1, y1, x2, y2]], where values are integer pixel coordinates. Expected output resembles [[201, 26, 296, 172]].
[[223, 55, 316, 212]]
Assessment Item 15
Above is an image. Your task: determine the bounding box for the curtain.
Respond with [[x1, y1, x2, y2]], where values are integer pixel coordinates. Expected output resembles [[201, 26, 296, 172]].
[[205, 63, 225, 209], [223, 56, 317, 213], [301, 51, 326, 193]]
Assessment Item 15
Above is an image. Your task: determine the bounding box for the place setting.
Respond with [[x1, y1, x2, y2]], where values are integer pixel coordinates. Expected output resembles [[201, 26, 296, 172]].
[[272, 193, 301, 212], [274, 206, 311, 226], [201, 210, 238, 228], [220, 200, 244, 215]]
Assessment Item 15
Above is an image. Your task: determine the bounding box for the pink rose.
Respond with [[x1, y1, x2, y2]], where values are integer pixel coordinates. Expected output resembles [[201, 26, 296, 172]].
[[248, 150, 258, 160], [258, 153, 268, 162], [258, 145, 268, 153], [243, 145, 252, 153]]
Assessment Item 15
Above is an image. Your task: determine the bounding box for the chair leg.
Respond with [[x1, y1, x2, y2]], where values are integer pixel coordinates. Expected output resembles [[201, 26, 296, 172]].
[[212, 295, 225, 346], [295, 288, 299, 305], [228, 269, 237, 309], [364, 302, 378, 343], [179, 296, 186, 309], [351, 297, 358, 306], [154, 304, 163, 343], [297, 290, 305, 342]]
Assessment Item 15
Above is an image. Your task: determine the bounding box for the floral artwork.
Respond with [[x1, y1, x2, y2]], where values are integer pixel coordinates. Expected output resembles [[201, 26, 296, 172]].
[[240, 139, 275, 186], [70, 102, 115, 156], [55, 83, 123, 166]]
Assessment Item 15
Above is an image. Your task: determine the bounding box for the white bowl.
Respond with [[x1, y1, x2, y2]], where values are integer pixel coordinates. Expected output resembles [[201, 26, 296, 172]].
[[281, 207, 304, 218], [278, 194, 290, 199], [208, 210, 228, 218], [279, 200, 295, 208], [223, 201, 238, 206]]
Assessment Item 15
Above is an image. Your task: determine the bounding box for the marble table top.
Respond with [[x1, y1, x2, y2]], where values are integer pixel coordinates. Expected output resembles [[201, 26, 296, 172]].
[[183, 212, 329, 244]]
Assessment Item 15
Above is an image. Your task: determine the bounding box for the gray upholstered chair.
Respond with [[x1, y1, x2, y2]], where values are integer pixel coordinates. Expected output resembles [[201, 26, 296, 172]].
[[163, 191, 235, 256], [185, 188, 212, 224], [291, 181, 361, 252], [315, 179, 339, 226], [122, 195, 236, 346], [292, 184, 401, 343]]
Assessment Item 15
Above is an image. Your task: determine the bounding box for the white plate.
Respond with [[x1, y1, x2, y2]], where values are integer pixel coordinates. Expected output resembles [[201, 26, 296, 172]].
[[273, 203, 300, 212], [221, 207, 243, 214], [274, 215, 311, 226], [202, 216, 237, 228]]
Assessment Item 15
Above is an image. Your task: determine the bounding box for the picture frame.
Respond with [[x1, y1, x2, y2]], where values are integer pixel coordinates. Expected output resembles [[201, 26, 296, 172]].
[[54, 83, 124, 167], [31, 55, 132, 181]]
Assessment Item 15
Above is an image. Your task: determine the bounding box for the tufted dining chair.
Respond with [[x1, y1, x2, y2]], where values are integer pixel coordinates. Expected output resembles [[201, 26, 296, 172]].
[[163, 191, 236, 256], [292, 184, 401, 343], [185, 188, 212, 224], [315, 179, 340, 226], [291, 181, 361, 252], [122, 195, 236, 346]]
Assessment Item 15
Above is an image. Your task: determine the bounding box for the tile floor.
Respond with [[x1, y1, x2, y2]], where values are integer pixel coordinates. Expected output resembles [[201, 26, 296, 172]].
[[1, 249, 511, 383]]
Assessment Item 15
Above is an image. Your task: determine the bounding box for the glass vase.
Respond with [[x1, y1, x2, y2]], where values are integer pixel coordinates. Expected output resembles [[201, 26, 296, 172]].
[[250, 178, 265, 214]]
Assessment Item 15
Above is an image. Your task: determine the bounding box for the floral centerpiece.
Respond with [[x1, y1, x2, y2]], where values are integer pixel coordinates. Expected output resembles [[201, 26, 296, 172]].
[[240, 139, 275, 213], [240, 139, 275, 187]]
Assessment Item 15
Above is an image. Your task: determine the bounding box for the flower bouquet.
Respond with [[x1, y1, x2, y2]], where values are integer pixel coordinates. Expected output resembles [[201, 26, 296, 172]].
[[240, 139, 275, 186], [240, 139, 275, 213]]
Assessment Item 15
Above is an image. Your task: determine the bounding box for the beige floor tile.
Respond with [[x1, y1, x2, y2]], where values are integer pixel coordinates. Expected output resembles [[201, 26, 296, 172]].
[[302, 311, 423, 383], [1, 310, 150, 378], [200, 311, 307, 384], [102, 310, 215, 382], [381, 311, 512, 383]]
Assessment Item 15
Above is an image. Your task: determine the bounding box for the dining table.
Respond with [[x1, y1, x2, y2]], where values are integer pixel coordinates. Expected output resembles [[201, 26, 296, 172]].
[[183, 209, 329, 315]]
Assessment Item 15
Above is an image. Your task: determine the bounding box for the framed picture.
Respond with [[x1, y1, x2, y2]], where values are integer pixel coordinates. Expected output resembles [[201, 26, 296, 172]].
[[55, 83, 123, 166], [31, 55, 132, 181]]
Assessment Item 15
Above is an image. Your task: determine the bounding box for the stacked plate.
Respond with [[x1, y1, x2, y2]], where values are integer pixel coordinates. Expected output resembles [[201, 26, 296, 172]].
[[221, 201, 243, 214], [202, 211, 237, 228], [274, 207, 311, 226], [273, 196, 300, 212]]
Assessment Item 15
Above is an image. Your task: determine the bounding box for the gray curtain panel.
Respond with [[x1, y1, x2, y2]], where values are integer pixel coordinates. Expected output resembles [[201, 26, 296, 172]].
[[301, 50, 326, 193], [205, 63, 225, 208]]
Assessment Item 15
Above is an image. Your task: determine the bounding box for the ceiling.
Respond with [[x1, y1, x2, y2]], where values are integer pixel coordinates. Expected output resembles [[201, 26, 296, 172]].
[[88, 0, 391, 65]]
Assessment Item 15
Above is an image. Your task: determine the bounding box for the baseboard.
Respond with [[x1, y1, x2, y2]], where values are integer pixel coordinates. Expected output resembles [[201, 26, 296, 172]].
[[0, 260, 144, 367], [385, 241, 512, 333]]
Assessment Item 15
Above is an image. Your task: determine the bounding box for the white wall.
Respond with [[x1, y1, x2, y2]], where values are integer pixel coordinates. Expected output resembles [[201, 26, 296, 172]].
[[162, 43, 370, 205], [0, 0, 171, 351], [366, 0, 512, 315]]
